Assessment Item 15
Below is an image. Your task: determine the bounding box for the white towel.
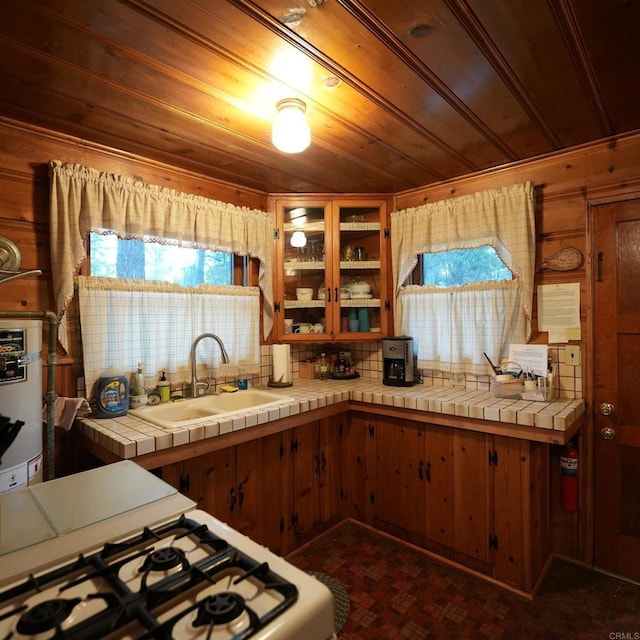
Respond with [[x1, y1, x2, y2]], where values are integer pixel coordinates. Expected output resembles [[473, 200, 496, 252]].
[[43, 397, 91, 431]]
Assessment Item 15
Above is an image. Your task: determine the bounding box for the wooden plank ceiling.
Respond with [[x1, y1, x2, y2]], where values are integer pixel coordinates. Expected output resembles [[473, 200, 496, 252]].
[[0, 0, 638, 194]]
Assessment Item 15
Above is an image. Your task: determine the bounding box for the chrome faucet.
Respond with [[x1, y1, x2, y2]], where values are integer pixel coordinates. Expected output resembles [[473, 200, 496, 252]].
[[190, 333, 230, 398]]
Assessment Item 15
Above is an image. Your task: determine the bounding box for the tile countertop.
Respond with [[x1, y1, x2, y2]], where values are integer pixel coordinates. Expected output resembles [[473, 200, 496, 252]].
[[75, 379, 586, 464]]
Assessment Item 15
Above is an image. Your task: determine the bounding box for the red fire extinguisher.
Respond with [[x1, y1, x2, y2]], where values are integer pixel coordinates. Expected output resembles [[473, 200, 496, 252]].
[[560, 441, 578, 512]]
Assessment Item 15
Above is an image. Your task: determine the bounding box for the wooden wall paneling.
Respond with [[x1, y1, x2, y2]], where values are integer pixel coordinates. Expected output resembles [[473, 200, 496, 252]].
[[0, 280, 53, 313], [394, 133, 640, 210], [0, 219, 51, 277], [0, 170, 50, 224], [0, 118, 269, 211]]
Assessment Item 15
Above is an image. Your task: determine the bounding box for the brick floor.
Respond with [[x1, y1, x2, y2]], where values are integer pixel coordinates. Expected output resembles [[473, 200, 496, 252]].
[[286, 519, 640, 639]]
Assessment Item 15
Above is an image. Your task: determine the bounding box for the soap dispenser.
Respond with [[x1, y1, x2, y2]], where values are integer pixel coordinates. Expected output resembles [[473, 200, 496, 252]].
[[132, 363, 145, 396], [158, 371, 170, 403]]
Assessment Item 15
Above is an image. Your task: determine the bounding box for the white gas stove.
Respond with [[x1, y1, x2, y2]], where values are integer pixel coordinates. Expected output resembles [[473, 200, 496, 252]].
[[0, 462, 336, 640]]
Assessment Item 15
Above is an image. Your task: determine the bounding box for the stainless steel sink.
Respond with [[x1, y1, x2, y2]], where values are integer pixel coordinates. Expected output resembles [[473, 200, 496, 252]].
[[129, 389, 294, 429]]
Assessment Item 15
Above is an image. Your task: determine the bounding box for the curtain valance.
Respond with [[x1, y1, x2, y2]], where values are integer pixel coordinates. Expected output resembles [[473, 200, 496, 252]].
[[49, 160, 274, 351]]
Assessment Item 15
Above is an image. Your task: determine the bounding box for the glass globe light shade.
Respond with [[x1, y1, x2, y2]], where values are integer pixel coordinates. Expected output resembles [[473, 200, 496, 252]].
[[272, 98, 311, 154], [290, 230, 307, 247]]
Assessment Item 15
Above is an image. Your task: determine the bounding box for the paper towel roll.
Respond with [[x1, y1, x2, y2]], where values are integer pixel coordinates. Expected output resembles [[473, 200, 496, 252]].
[[272, 344, 291, 384]]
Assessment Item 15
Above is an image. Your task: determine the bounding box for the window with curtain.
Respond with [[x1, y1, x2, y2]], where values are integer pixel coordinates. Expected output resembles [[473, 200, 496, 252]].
[[391, 182, 536, 376], [49, 160, 274, 394], [78, 277, 260, 396]]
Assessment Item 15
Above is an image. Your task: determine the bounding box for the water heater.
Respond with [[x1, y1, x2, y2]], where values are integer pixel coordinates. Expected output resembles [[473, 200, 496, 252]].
[[0, 320, 44, 492]]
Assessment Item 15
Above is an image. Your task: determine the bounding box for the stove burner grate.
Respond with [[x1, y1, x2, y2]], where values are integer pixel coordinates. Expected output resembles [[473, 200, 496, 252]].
[[16, 597, 81, 634], [143, 547, 187, 573], [195, 592, 245, 626], [1, 515, 299, 640]]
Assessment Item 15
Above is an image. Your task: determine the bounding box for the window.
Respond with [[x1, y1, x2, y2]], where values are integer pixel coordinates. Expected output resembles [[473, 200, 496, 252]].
[[391, 182, 536, 375], [89, 233, 233, 286], [420, 246, 512, 287]]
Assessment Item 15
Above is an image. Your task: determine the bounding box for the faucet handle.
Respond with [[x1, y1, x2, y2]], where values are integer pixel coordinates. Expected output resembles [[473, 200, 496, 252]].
[[194, 380, 210, 397]]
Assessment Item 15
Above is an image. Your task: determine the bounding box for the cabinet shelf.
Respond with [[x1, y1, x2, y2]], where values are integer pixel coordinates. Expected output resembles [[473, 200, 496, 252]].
[[339, 222, 380, 231], [284, 221, 325, 232], [340, 298, 380, 308], [284, 300, 325, 309], [284, 260, 325, 270], [339, 260, 380, 270]]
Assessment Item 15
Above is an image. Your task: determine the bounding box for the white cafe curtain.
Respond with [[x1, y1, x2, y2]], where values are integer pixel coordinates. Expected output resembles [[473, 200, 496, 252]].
[[78, 277, 260, 396], [49, 160, 274, 352], [391, 182, 535, 375]]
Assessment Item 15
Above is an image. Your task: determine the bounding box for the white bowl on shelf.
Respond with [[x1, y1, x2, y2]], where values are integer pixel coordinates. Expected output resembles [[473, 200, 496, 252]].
[[296, 288, 314, 301], [350, 283, 371, 295]]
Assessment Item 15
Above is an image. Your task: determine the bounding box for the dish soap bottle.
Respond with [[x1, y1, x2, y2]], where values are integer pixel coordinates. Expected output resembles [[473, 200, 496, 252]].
[[132, 362, 145, 397], [158, 371, 170, 403]]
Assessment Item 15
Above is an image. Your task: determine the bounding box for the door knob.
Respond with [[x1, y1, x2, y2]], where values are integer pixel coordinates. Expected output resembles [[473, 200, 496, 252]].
[[600, 402, 615, 416], [600, 426, 616, 440]]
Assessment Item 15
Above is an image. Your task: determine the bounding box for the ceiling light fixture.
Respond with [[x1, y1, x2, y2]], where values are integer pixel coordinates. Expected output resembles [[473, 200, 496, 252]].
[[272, 98, 311, 154]]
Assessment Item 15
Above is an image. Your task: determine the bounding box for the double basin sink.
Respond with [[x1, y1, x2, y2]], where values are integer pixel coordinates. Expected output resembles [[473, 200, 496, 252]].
[[130, 389, 294, 429]]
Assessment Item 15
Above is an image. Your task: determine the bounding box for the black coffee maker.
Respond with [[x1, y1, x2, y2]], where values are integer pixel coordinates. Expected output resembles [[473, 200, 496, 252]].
[[382, 336, 415, 386]]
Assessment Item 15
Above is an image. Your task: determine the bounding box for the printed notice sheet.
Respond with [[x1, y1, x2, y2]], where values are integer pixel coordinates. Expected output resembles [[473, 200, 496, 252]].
[[537, 283, 581, 343], [508, 344, 548, 377]]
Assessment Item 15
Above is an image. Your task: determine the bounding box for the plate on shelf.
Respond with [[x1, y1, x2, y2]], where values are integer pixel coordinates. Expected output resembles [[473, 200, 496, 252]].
[[350, 293, 373, 299]]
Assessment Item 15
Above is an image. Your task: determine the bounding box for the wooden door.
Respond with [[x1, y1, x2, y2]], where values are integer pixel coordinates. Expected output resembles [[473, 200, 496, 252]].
[[593, 197, 640, 581]]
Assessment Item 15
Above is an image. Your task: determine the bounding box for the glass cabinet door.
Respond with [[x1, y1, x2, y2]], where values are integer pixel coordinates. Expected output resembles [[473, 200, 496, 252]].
[[333, 201, 385, 338], [274, 198, 388, 341], [281, 202, 330, 338]]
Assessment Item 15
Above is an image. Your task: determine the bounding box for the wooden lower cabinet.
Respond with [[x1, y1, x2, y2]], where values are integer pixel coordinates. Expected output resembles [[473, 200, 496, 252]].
[[161, 416, 344, 556], [163, 410, 548, 592], [348, 412, 549, 592]]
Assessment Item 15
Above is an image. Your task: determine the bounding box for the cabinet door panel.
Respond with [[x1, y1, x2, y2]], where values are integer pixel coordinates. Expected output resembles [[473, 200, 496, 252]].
[[234, 439, 261, 541], [373, 417, 400, 526], [452, 431, 491, 563], [425, 425, 455, 548], [319, 416, 343, 522], [272, 197, 390, 340], [256, 432, 291, 555], [344, 413, 374, 522], [198, 449, 236, 522], [396, 420, 425, 536], [374, 417, 425, 536], [292, 422, 320, 536]]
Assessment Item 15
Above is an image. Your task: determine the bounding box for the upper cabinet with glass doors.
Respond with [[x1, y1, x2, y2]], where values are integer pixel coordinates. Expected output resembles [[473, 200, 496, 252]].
[[272, 197, 391, 342]]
